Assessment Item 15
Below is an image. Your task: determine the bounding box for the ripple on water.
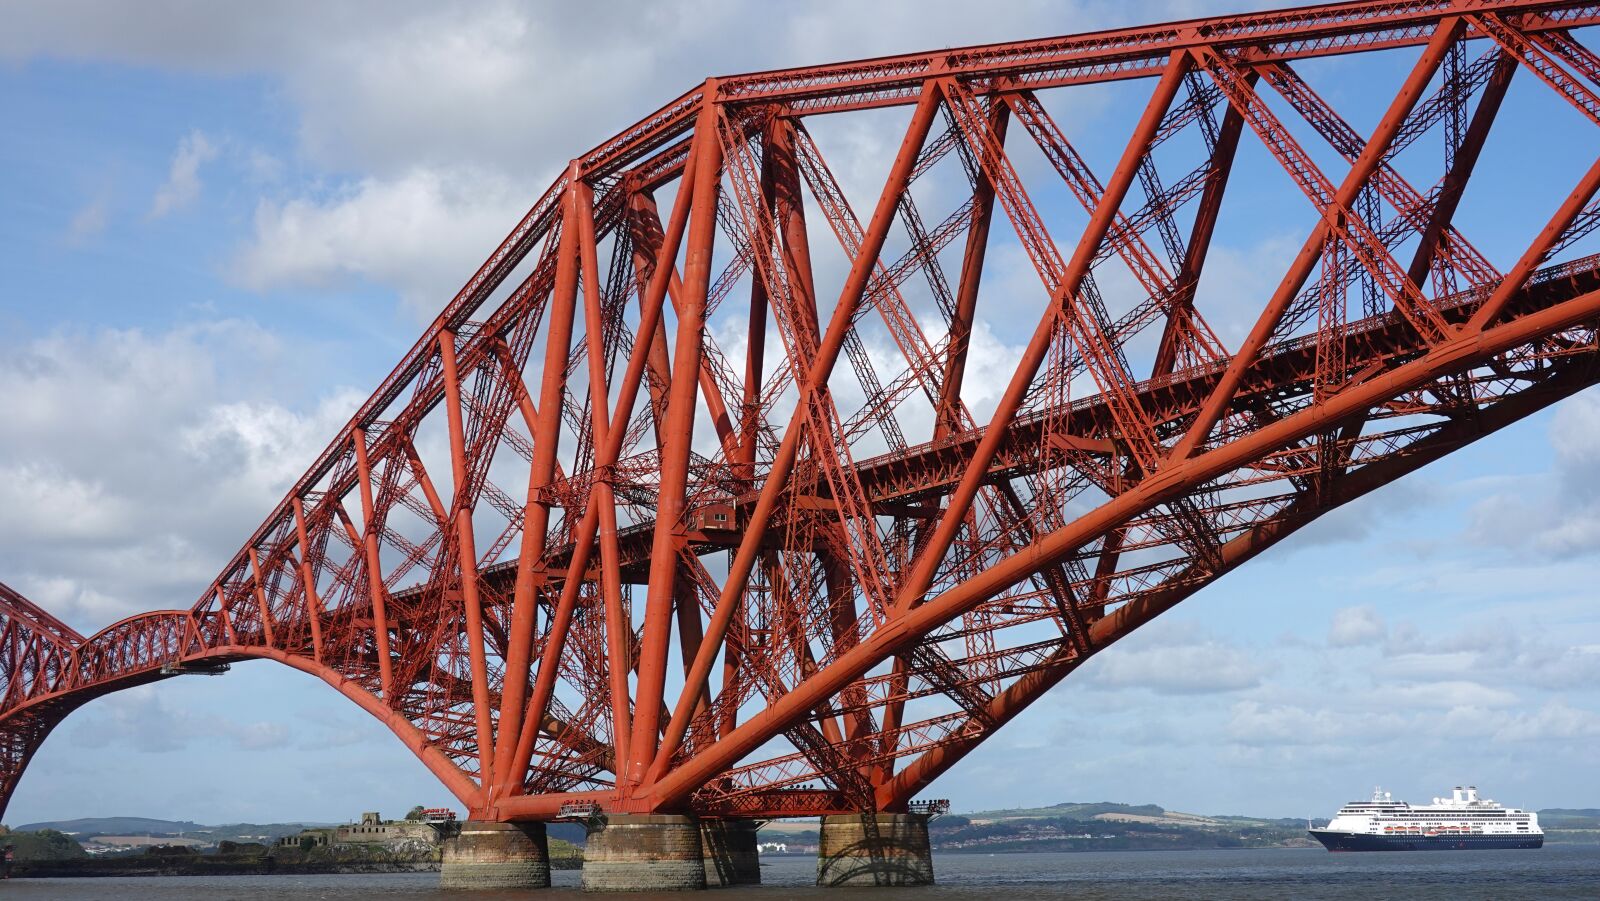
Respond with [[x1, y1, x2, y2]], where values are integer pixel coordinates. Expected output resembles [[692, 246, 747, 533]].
[[3, 845, 1597, 900]]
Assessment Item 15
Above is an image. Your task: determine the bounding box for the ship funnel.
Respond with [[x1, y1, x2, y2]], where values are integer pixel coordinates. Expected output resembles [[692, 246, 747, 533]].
[[1452, 787, 1464, 803]]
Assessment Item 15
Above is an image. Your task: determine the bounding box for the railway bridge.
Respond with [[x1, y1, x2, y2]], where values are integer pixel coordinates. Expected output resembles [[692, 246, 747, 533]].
[[4, 0, 1600, 889]]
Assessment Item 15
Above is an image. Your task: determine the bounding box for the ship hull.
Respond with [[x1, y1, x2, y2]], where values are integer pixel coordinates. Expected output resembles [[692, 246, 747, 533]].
[[1309, 830, 1543, 852]]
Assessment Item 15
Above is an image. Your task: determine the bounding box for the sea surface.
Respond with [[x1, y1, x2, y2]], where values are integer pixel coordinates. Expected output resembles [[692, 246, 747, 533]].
[[4, 845, 1597, 899]]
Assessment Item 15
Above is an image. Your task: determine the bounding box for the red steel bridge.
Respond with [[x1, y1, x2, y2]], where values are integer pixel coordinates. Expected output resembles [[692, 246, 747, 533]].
[[3, 0, 1600, 823]]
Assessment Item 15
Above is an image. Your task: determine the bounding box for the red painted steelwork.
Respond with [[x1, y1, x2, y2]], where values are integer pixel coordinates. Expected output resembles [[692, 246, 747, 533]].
[[3, 0, 1600, 823]]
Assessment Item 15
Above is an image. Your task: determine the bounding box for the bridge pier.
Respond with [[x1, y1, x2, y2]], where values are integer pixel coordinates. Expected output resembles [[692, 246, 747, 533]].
[[440, 820, 551, 890], [700, 818, 761, 886], [816, 812, 934, 887], [582, 814, 706, 892]]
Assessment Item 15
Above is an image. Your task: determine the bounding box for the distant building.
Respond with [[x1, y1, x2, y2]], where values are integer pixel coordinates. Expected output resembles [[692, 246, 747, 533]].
[[335, 811, 436, 846], [277, 813, 438, 850], [277, 829, 331, 849]]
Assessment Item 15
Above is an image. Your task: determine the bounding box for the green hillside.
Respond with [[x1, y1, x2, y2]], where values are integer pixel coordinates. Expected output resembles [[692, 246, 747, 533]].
[[0, 827, 86, 860], [1539, 809, 1600, 828], [964, 801, 1168, 821], [18, 817, 207, 836], [14, 817, 323, 844]]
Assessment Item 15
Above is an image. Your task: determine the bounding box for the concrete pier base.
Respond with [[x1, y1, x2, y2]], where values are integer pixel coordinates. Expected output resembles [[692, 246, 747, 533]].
[[582, 814, 706, 892], [700, 818, 761, 886], [816, 812, 934, 887], [439, 821, 551, 890]]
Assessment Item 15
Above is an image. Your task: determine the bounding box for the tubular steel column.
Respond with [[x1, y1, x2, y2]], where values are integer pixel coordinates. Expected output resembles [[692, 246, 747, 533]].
[[631, 91, 726, 791], [438, 329, 497, 795], [648, 82, 944, 785], [351, 428, 395, 698], [502, 137, 703, 806], [939, 99, 1009, 436], [575, 177, 638, 792], [490, 165, 585, 797], [289, 497, 326, 663]]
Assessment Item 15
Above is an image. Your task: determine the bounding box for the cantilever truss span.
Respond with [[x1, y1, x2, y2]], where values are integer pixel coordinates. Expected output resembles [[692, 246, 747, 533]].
[[4, 0, 1600, 821]]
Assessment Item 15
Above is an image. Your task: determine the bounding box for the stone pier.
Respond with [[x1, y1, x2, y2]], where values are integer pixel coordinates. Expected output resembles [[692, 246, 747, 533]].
[[816, 812, 934, 887], [699, 818, 761, 886], [582, 814, 706, 892], [439, 820, 551, 890]]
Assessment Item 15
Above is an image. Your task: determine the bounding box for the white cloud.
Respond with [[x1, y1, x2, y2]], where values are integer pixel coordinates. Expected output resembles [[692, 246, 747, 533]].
[[234, 166, 532, 320], [1225, 700, 1392, 746], [3, 0, 1195, 174], [1222, 695, 1600, 749], [180, 393, 367, 510], [21, 577, 135, 631], [149, 129, 218, 218], [1462, 388, 1600, 557], [1361, 617, 1600, 697], [1376, 650, 1480, 681], [2, 0, 1270, 326], [66, 199, 108, 242], [1524, 643, 1600, 688], [1383, 680, 1519, 710], [1489, 700, 1600, 741], [0, 461, 132, 543], [1086, 626, 1269, 695], [68, 685, 294, 753], [1328, 605, 1386, 647], [0, 323, 359, 631], [1550, 388, 1600, 481]]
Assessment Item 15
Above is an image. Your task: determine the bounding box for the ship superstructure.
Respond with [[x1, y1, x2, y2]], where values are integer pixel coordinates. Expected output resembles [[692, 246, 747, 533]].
[[1309, 786, 1543, 852]]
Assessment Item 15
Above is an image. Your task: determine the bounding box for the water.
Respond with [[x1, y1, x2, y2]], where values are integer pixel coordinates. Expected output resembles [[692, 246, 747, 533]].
[[4, 846, 1597, 899]]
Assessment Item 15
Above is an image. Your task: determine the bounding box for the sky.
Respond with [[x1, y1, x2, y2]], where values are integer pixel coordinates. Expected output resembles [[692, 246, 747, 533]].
[[2, 0, 1599, 827]]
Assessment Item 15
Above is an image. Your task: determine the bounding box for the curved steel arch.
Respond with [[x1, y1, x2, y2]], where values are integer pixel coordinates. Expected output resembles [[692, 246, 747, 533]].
[[0, 594, 482, 813], [5, 0, 1600, 823]]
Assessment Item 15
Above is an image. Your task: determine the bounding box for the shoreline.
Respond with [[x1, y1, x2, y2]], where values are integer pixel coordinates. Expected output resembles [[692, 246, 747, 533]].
[[13, 854, 584, 879]]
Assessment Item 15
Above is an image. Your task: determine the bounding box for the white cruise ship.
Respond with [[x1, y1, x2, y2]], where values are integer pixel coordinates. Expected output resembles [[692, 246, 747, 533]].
[[1309, 786, 1543, 852]]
